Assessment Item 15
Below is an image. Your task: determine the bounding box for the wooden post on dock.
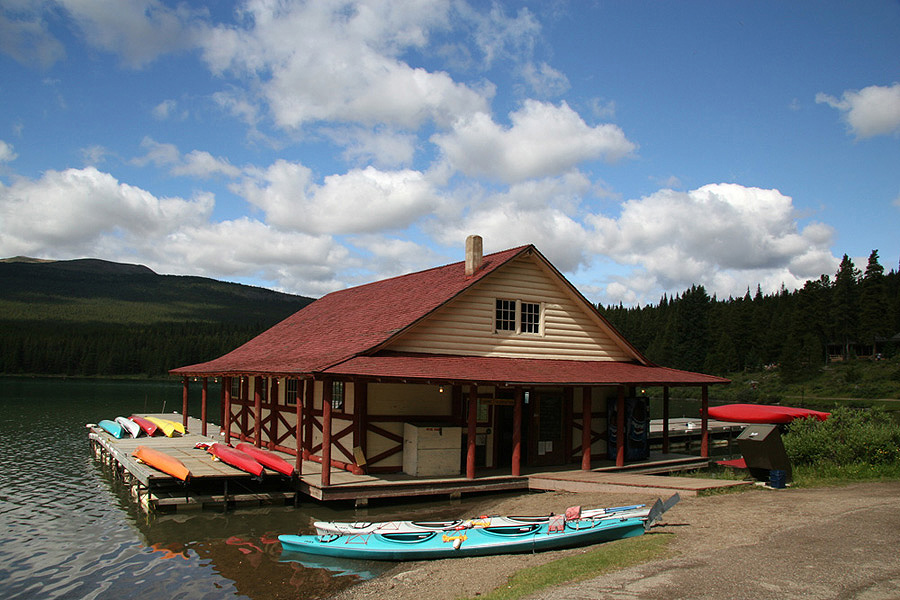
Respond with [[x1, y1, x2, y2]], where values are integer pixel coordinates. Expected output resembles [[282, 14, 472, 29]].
[[223, 376, 232, 444], [700, 385, 709, 458], [321, 378, 333, 487], [466, 385, 477, 479], [254, 377, 262, 446], [662, 386, 670, 454], [295, 378, 303, 475], [512, 387, 522, 476], [581, 386, 592, 470], [201, 377, 208, 437], [616, 386, 626, 467], [182, 377, 189, 430]]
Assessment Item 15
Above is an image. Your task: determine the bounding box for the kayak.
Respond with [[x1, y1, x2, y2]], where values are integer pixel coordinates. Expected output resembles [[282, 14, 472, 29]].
[[204, 442, 265, 477], [115, 416, 141, 438], [132, 445, 191, 481], [708, 404, 830, 424], [129, 415, 159, 437], [98, 419, 125, 439], [280, 516, 647, 561], [235, 442, 296, 477], [314, 503, 654, 536], [146, 416, 179, 437]]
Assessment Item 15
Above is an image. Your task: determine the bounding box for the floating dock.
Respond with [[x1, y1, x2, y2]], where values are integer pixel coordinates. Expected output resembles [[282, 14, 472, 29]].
[[89, 415, 749, 513]]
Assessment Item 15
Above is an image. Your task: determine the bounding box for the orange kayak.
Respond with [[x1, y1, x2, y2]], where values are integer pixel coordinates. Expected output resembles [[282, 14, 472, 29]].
[[132, 445, 191, 481]]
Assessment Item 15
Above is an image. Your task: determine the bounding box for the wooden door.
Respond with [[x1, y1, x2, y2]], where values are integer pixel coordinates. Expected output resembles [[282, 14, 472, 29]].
[[529, 392, 565, 466]]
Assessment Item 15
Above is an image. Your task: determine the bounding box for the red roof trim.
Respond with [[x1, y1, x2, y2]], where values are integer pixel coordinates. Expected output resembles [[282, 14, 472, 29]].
[[322, 352, 729, 386]]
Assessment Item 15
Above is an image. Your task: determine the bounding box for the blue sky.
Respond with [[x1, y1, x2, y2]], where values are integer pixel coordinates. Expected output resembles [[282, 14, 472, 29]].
[[1, 1, 898, 306]]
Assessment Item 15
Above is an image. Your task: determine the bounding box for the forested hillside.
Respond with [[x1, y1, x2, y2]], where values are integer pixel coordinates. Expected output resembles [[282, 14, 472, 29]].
[[0, 257, 314, 377], [602, 251, 900, 381]]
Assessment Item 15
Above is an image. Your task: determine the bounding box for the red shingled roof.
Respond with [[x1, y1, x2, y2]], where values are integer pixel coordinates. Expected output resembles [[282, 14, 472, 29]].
[[171, 245, 533, 376], [324, 351, 729, 386]]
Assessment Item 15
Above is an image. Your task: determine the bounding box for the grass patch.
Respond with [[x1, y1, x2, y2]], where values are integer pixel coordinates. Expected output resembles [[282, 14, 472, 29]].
[[460, 533, 672, 600], [788, 462, 900, 487]]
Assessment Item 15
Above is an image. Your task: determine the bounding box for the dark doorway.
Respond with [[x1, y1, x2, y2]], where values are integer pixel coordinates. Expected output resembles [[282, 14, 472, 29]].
[[529, 391, 566, 466]]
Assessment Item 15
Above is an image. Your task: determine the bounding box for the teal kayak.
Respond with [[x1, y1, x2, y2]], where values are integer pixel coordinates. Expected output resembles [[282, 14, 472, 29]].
[[98, 419, 125, 439], [279, 516, 646, 561]]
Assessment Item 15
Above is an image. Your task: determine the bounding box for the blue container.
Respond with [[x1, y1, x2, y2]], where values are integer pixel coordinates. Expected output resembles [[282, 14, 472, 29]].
[[769, 469, 787, 489]]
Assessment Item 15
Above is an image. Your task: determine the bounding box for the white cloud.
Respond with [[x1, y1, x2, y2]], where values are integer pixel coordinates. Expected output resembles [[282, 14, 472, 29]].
[[519, 61, 570, 97], [586, 184, 838, 303], [57, 0, 199, 68], [132, 137, 241, 179], [0, 8, 66, 68], [0, 140, 17, 163], [326, 126, 418, 168], [198, 1, 490, 130], [234, 161, 441, 235], [0, 166, 212, 256], [816, 83, 900, 139], [432, 100, 637, 183], [152, 99, 186, 121]]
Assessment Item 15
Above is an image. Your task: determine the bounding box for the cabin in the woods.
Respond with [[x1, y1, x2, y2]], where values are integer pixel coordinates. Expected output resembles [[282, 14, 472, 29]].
[[171, 236, 728, 491]]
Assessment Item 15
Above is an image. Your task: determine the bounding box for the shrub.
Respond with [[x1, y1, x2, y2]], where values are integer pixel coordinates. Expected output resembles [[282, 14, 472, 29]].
[[784, 406, 900, 467]]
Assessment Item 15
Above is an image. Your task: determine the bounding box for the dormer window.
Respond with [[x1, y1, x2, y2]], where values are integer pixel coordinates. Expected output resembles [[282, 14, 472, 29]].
[[495, 298, 543, 335]]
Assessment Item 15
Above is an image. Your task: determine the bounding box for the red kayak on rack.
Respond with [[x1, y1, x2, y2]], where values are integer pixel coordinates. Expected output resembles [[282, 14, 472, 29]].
[[708, 404, 830, 424], [235, 442, 296, 477], [205, 442, 265, 477], [129, 415, 159, 437]]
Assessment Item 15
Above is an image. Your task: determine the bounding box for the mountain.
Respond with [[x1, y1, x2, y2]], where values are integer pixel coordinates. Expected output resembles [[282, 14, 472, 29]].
[[0, 257, 316, 376]]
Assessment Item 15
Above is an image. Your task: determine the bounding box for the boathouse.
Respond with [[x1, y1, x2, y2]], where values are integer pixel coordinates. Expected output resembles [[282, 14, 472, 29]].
[[171, 236, 728, 490]]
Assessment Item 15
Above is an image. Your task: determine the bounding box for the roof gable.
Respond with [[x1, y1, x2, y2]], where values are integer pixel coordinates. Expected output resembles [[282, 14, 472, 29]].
[[171, 245, 532, 375]]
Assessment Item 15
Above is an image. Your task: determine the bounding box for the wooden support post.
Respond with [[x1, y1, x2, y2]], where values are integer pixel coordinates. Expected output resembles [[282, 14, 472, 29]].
[[254, 377, 262, 446], [223, 377, 232, 444], [201, 377, 208, 437], [300, 379, 308, 476], [512, 387, 522, 476], [466, 385, 477, 480], [240, 377, 249, 441], [269, 378, 278, 449], [181, 377, 189, 429], [219, 378, 226, 434], [353, 380, 368, 475], [662, 386, 670, 454], [616, 386, 626, 468], [701, 385, 709, 458], [581, 387, 592, 471], [322, 378, 333, 487], [303, 379, 315, 459]]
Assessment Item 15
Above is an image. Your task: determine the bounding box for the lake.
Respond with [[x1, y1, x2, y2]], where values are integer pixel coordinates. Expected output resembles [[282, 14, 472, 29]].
[[0, 377, 498, 600]]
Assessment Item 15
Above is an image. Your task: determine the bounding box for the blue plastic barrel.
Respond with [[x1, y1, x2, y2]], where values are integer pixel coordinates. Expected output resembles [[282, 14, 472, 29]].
[[769, 469, 787, 489]]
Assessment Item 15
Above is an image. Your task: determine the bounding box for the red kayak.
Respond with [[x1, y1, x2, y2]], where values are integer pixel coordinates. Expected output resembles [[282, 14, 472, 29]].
[[207, 443, 265, 477], [129, 415, 159, 437], [235, 442, 296, 477], [708, 404, 830, 424]]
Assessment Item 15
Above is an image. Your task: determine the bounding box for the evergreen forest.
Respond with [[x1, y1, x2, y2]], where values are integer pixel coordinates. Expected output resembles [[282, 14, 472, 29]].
[[601, 250, 900, 382]]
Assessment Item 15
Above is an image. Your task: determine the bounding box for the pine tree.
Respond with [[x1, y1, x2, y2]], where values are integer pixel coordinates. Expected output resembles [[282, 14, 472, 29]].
[[859, 250, 889, 350], [832, 254, 861, 359]]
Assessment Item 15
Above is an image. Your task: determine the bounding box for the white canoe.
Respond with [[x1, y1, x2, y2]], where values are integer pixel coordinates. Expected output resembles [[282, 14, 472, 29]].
[[115, 416, 142, 438]]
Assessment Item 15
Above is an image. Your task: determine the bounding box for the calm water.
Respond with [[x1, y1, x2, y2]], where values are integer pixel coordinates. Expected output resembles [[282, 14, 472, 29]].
[[0, 378, 494, 600]]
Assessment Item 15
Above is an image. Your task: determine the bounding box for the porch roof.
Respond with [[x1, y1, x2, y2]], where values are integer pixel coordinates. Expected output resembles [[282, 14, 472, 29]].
[[323, 351, 729, 387]]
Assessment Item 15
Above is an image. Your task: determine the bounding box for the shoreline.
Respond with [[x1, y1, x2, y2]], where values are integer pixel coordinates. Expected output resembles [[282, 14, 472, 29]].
[[333, 481, 900, 600]]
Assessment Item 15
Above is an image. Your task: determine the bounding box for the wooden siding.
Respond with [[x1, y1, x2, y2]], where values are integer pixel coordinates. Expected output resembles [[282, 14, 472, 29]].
[[386, 254, 635, 361]]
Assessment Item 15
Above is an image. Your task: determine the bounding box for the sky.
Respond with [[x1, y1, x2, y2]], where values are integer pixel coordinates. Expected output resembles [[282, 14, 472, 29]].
[[1, 1, 899, 306]]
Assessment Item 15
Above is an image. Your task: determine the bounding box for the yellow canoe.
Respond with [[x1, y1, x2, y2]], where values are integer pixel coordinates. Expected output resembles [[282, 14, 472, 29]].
[[146, 416, 181, 437]]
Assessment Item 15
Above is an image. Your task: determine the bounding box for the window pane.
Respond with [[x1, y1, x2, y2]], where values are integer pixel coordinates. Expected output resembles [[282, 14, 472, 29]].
[[332, 381, 344, 411], [521, 302, 540, 333], [495, 298, 516, 331]]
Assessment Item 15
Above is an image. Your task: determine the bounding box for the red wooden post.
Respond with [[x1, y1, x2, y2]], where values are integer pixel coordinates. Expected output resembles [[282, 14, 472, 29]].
[[181, 377, 189, 429], [253, 377, 262, 446], [466, 385, 477, 480], [240, 377, 249, 441], [201, 377, 208, 437], [223, 376, 232, 444], [321, 379, 333, 487], [512, 387, 522, 476], [300, 379, 307, 476], [581, 387, 592, 471], [303, 379, 315, 459], [269, 377, 278, 449], [662, 386, 670, 454], [700, 385, 709, 458], [616, 386, 626, 467]]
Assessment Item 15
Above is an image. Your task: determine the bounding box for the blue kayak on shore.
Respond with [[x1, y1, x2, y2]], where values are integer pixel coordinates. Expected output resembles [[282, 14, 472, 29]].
[[279, 516, 647, 561]]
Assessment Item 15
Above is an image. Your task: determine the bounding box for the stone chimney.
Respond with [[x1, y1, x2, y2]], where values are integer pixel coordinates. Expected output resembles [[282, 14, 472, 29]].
[[465, 234, 483, 276]]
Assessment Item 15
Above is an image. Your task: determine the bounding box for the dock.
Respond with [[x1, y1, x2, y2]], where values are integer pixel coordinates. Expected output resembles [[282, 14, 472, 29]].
[[89, 415, 750, 513]]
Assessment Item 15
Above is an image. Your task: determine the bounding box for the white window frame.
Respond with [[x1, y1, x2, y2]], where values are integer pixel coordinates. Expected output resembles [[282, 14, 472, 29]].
[[494, 298, 544, 336]]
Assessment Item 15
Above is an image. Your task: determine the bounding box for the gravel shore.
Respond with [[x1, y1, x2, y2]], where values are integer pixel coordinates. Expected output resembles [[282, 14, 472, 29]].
[[332, 481, 900, 600]]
